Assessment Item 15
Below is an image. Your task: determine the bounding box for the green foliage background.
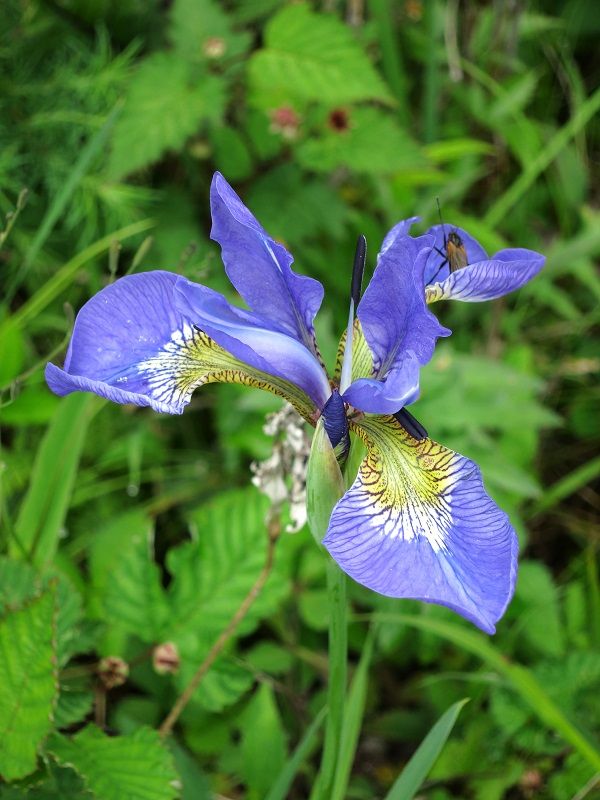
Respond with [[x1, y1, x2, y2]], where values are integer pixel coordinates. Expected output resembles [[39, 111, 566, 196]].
[[1, 0, 599, 797]]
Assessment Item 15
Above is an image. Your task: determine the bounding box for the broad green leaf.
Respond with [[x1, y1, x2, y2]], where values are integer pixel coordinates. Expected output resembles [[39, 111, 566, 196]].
[[169, 0, 251, 62], [512, 561, 565, 657], [384, 699, 469, 800], [249, 3, 393, 108], [0, 559, 83, 667], [167, 487, 290, 643], [296, 108, 426, 175], [47, 726, 178, 800], [240, 684, 287, 799], [102, 531, 169, 642], [246, 164, 349, 244], [177, 652, 254, 713], [109, 52, 225, 178], [169, 740, 211, 800], [11, 393, 97, 566], [210, 126, 253, 181], [0, 588, 58, 781], [54, 687, 94, 731]]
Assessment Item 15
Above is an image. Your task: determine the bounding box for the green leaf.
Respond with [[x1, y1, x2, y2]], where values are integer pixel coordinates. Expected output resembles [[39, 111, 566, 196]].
[[512, 561, 565, 657], [102, 531, 169, 642], [167, 487, 290, 643], [109, 52, 225, 178], [11, 393, 97, 566], [210, 126, 253, 181], [249, 3, 393, 108], [54, 687, 94, 731], [0, 588, 58, 781], [46, 726, 179, 800], [296, 108, 425, 175], [169, 0, 251, 62], [384, 699, 469, 800], [240, 684, 287, 799]]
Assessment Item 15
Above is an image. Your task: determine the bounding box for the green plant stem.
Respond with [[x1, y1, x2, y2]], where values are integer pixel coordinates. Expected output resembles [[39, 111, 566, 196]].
[[484, 86, 600, 227], [311, 560, 347, 800]]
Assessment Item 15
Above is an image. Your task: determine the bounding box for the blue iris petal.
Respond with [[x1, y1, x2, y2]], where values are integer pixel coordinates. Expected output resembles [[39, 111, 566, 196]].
[[174, 278, 331, 409], [343, 234, 450, 414], [423, 223, 545, 300], [210, 172, 324, 350]]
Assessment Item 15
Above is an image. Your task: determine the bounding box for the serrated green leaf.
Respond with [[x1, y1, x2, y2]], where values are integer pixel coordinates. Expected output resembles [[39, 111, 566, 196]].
[[109, 52, 225, 178], [167, 488, 290, 643], [0, 559, 83, 667], [103, 532, 169, 643], [169, 0, 251, 62], [249, 4, 393, 108], [47, 726, 179, 800], [0, 589, 58, 781], [296, 107, 425, 175], [54, 687, 94, 731], [513, 561, 565, 657]]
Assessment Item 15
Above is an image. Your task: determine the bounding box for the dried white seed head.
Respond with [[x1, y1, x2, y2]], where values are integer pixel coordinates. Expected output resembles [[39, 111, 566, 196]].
[[251, 403, 311, 532]]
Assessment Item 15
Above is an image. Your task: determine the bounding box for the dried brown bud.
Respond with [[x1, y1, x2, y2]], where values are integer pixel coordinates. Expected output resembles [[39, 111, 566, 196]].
[[98, 656, 129, 689], [203, 37, 226, 59], [328, 108, 351, 132], [269, 106, 301, 140], [153, 642, 180, 675]]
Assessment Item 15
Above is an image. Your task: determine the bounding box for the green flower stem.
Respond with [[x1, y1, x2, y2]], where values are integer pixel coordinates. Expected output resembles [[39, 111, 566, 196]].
[[311, 559, 347, 800]]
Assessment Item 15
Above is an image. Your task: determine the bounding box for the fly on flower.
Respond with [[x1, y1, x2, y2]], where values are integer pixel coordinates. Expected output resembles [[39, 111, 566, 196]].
[[428, 199, 469, 285], [46, 173, 545, 634]]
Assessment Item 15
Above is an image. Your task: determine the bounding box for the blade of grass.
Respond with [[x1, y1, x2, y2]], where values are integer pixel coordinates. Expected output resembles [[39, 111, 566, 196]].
[[11, 393, 103, 566], [526, 455, 600, 517], [264, 707, 327, 800], [484, 86, 600, 227], [0, 218, 154, 338], [331, 627, 376, 800], [371, 0, 409, 122], [384, 698, 469, 800], [3, 102, 123, 307], [361, 613, 600, 771]]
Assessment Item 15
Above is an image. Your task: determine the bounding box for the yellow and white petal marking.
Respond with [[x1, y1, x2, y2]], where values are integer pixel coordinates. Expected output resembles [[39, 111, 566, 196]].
[[135, 324, 317, 421], [323, 415, 518, 633], [334, 319, 374, 383]]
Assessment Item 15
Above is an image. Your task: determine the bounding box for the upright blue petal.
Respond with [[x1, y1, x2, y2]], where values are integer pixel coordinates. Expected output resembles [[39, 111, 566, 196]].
[[323, 415, 518, 634], [343, 234, 450, 414], [175, 278, 331, 410], [422, 224, 545, 302], [210, 172, 324, 349]]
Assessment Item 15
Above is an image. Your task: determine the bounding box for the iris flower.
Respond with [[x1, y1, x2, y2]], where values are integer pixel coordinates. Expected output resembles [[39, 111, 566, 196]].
[[46, 174, 544, 634]]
